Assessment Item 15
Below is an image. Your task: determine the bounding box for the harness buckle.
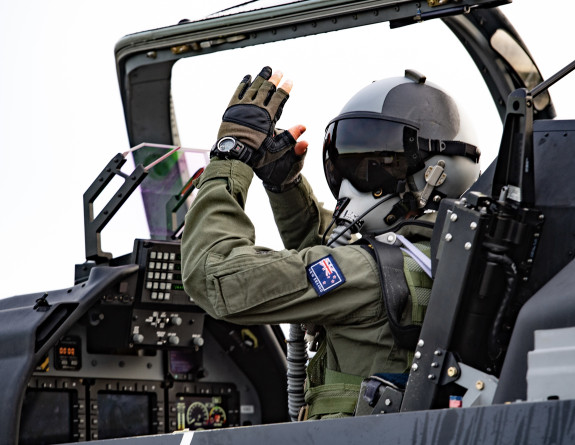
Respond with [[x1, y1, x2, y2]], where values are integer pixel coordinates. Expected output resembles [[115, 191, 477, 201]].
[[297, 404, 309, 421]]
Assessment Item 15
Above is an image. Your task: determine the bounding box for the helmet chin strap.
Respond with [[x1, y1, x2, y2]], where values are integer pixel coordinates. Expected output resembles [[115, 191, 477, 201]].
[[383, 192, 420, 226]]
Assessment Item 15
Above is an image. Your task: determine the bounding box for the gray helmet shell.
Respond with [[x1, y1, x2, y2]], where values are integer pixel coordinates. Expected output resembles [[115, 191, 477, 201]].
[[338, 72, 475, 145], [326, 71, 480, 203]]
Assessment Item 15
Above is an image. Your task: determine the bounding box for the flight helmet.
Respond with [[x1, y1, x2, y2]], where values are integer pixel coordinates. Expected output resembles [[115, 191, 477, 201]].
[[323, 70, 481, 234]]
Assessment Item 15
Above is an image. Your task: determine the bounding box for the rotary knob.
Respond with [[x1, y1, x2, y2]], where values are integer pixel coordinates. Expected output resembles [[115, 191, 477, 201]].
[[170, 316, 183, 326], [132, 333, 144, 344], [168, 335, 180, 346]]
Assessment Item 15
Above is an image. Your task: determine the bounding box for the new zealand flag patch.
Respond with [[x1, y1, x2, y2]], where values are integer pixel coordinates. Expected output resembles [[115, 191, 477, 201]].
[[306, 255, 346, 296]]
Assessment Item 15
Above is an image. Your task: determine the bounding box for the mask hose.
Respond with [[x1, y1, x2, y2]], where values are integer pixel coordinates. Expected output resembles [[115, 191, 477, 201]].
[[286, 323, 307, 421], [327, 224, 353, 247], [326, 193, 398, 247]]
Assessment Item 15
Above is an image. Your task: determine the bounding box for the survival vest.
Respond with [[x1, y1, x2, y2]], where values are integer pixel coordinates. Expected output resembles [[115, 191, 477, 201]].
[[301, 238, 433, 420]]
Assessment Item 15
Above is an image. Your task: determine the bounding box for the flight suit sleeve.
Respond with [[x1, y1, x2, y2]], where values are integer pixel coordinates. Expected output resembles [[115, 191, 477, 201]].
[[181, 159, 383, 327], [265, 175, 333, 251]]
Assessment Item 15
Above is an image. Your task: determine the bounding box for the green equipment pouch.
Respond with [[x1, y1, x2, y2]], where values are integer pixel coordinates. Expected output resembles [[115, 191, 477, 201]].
[[302, 342, 363, 420]]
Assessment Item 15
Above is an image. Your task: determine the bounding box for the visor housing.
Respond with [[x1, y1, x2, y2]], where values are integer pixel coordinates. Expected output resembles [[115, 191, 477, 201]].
[[323, 114, 422, 198]]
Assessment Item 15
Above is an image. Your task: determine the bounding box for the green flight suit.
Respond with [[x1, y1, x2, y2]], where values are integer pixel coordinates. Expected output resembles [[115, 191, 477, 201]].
[[181, 159, 432, 382]]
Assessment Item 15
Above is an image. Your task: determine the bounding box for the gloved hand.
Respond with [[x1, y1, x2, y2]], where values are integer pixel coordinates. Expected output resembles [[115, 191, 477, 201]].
[[213, 66, 308, 192], [254, 128, 306, 192]]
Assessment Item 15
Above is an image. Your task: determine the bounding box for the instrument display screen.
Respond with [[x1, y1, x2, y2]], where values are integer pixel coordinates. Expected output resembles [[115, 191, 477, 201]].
[[19, 389, 74, 445], [97, 392, 155, 440]]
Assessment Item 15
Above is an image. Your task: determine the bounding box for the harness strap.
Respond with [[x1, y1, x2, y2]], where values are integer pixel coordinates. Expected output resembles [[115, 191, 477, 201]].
[[364, 236, 423, 350]]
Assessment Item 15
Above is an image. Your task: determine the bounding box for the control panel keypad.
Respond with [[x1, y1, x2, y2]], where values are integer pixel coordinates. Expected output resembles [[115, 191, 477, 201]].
[[135, 240, 194, 305]]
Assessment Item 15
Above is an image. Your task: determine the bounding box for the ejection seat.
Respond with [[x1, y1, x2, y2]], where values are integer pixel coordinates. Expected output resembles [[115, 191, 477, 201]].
[[397, 117, 575, 411]]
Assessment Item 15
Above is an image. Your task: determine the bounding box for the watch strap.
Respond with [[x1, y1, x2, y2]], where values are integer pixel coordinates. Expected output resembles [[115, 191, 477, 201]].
[[210, 137, 255, 163]]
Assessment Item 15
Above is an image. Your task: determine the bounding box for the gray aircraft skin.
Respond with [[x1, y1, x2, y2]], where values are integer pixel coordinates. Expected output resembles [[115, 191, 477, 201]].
[[4, 1, 575, 444]]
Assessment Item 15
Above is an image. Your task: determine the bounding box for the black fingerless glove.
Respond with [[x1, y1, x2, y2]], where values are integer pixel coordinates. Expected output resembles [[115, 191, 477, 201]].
[[212, 66, 305, 192], [255, 129, 306, 192]]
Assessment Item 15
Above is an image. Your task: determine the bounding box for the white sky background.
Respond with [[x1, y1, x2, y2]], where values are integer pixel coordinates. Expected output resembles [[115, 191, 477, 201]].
[[0, 0, 574, 298]]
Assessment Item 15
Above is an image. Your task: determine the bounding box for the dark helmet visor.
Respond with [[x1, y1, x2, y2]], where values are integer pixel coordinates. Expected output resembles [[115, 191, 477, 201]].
[[323, 116, 421, 197]]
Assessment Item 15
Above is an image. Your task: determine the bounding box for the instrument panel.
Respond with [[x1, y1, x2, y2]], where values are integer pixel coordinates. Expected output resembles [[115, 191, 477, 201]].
[[16, 238, 277, 444]]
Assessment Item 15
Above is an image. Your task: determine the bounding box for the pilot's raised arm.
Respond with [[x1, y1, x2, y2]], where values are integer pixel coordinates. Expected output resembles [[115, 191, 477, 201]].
[[181, 66, 480, 419], [180, 65, 382, 330]]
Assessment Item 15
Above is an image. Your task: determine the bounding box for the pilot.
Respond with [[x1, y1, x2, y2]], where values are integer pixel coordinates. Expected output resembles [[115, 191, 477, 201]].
[[181, 66, 480, 420]]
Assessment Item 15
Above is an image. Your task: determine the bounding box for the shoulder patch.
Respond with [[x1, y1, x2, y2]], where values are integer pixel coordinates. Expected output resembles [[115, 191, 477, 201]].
[[306, 255, 346, 296]]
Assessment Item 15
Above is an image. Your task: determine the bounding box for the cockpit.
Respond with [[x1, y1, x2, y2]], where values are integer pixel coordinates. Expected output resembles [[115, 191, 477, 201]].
[[3, 1, 575, 444]]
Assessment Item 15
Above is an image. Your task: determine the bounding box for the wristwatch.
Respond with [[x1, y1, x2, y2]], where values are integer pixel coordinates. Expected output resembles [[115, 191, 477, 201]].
[[210, 136, 251, 162]]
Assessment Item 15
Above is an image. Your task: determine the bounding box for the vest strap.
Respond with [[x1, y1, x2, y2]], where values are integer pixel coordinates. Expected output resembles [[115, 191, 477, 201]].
[[364, 236, 423, 350]]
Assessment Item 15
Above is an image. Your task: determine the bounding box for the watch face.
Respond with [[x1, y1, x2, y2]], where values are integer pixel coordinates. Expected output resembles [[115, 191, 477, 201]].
[[218, 137, 236, 152]]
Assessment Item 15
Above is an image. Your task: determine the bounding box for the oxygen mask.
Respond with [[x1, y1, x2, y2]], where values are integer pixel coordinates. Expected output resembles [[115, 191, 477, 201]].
[[326, 179, 401, 247]]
